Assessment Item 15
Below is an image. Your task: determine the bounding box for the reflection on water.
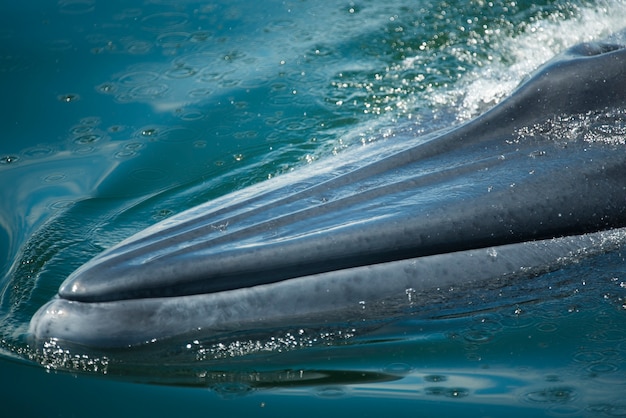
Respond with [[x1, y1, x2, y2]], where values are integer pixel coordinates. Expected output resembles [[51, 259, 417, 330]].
[[1, 0, 626, 416]]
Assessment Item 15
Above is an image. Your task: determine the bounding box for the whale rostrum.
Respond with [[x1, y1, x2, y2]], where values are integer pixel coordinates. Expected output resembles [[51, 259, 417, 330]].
[[29, 38, 626, 347]]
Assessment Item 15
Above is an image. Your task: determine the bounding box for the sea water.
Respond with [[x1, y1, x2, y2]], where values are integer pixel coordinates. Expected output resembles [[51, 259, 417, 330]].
[[1, 0, 626, 416]]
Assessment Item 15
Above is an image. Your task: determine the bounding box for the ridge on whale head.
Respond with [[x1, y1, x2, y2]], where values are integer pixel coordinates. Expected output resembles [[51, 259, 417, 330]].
[[30, 34, 626, 348]]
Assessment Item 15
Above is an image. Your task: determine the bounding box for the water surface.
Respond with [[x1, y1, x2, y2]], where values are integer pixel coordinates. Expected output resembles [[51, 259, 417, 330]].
[[1, 0, 626, 416]]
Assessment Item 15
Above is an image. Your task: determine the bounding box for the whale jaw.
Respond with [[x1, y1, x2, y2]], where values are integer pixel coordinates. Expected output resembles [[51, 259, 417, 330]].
[[29, 38, 626, 348]]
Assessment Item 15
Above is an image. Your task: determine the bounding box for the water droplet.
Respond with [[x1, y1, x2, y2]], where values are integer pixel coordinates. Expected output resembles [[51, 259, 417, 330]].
[[126, 40, 152, 55], [530, 150, 546, 158], [118, 71, 160, 86], [316, 387, 345, 398], [573, 350, 604, 363], [141, 128, 158, 137], [141, 12, 189, 32], [129, 83, 169, 99], [536, 322, 558, 332], [164, 66, 196, 79], [188, 87, 214, 98], [425, 387, 469, 398], [73, 134, 101, 144], [49, 200, 75, 210], [423, 374, 447, 383], [43, 173, 66, 183], [114, 150, 137, 159], [157, 32, 190, 48], [211, 382, 252, 398], [0, 155, 18, 164], [524, 387, 576, 404], [96, 83, 116, 94], [586, 362, 618, 374], [383, 363, 412, 374], [463, 330, 492, 343], [22, 147, 53, 158], [58, 93, 80, 103]]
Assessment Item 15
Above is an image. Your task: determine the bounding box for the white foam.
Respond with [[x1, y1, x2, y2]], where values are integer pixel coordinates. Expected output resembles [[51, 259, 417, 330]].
[[457, 0, 626, 120]]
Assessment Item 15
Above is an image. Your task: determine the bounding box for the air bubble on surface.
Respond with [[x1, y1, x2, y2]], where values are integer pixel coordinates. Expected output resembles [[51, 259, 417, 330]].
[[128, 83, 169, 99], [118, 71, 160, 86], [315, 386, 346, 398], [0, 155, 19, 165], [125, 40, 153, 55], [523, 386, 576, 404], [48, 200, 76, 210], [423, 374, 448, 383], [22, 147, 54, 159], [425, 386, 469, 398], [73, 134, 102, 145], [58, 93, 80, 103], [43, 173, 66, 183], [157, 32, 191, 48], [164, 66, 196, 79]]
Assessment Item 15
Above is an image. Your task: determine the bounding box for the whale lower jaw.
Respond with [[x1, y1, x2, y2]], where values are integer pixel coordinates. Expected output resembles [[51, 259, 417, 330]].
[[29, 228, 626, 348]]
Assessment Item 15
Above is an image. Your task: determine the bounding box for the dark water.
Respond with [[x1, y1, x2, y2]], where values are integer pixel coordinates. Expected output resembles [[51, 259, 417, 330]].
[[1, 0, 626, 416]]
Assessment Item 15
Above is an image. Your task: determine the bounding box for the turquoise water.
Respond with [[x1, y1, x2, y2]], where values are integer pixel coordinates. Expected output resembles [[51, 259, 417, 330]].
[[1, 0, 626, 416]]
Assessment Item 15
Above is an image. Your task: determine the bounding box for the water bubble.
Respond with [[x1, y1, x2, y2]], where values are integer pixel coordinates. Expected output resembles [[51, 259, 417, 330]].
[[383, 363, 412, 374], [125, 40, 153, 55], [73, 134, 101, 144], [188, 87, 214, 98], [49, 200, 76, 210], [177, 110, 204, 121], [425, 387, 469, 398], [529, 150, 547, 158], [164, 66, 196, 79], [114, 150, 136, 159], [157, 32, 190, 48], [316, 387, 346, 398], [118, 71, 160, 86], [423, 374, 447, 383], [96, 83, 116, 94], [462, 330, 492, 343], [587, 403, 626, 416], [536, 322, 558, 332], [43, 173, 66, 183], [129, 83, 169, 99], [211, 382, 253, 398], [141, 12, 189, 32], [190, 31, 211, 42], [22, 147, 53, 159], [586, 362, 618, 374], [0, 155, 19, 164], [524, 387, 576, 404], [573, 350, 604, 363], [152, 209, 173, 221], [140, 128, 158, 137], [58, 93, 80, 103]]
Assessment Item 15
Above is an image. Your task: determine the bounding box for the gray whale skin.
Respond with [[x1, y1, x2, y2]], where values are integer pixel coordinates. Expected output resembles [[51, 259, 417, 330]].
[[30, 38, 626, 348]]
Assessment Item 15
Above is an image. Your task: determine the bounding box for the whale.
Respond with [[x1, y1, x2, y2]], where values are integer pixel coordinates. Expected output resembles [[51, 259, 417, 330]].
[[29, 38, 626, 348]]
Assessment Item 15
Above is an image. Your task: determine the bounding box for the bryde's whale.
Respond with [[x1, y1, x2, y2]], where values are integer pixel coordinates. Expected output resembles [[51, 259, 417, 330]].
[[29, 38, 626, 348]]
